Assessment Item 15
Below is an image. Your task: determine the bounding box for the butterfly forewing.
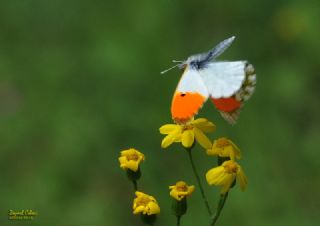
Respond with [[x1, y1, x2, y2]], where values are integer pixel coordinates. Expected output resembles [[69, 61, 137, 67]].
[[171, 66, 209, 123]]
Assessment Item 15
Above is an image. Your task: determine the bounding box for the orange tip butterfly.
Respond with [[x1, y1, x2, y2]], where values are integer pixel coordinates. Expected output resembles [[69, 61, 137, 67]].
[[162, 36, 256, 124]]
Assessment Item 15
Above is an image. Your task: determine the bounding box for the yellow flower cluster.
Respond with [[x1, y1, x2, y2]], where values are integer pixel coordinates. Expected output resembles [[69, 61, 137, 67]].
[[206, 160, 247, 194], [207, 137, 241, 160], [133, 191, 160, 215], [205, 137, 247, 194], [169, 181, 195, 201], [119, 148, 161, 223], [159, 118, 215, 149], [119, 114, 251, 225], [118, 148, 145, 172], [159, 118, 248, 194]]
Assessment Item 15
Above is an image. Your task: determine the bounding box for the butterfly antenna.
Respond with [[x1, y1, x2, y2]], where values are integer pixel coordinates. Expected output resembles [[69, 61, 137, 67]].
[[160, 64, 180, 74]]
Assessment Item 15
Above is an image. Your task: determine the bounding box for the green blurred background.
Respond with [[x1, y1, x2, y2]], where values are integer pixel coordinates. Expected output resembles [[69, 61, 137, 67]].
[[1, 0, 319, 225]]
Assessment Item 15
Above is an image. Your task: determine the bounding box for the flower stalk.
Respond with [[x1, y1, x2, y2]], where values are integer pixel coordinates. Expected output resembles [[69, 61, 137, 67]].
[[186, 147, 212, 215], [132, 180, 138, 191], [172, 198, 186, 226], [126, 168, 140, 191], [210, 192, 229, 226], [176, 215, 181, 226]]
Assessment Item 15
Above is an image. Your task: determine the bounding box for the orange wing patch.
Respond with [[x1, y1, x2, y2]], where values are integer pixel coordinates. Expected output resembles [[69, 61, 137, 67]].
[[171, 92, 206, 123], [211, 97, 242, 125], [211, 97, 241, 112]]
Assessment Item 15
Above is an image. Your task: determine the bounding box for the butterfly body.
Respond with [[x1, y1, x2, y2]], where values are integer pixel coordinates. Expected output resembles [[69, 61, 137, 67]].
[[167, 36, 256, 124]]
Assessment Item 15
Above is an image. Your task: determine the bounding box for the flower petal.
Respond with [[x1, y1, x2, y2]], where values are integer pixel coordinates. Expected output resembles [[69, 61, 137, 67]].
[[125, 160, 139, 172], [237, 166, 248, 191], [206, 146, 220, 156], [161, 134, 175, 148], [161, 127, 182, 148], [182, 130, 195, 148], [159, 124, 180, 135], [191, 118, 208, 124], [135, 191, 144, 196], [192, 118, 216, 132], [194, 128, 212, 149], [118, 156, 127, 166], [133, 205, 145, 214], [147, 201, 161, 215], [187, 185, 195, 194], [170, 189, 181, 201], [228, 140, 242, 159], [173, 133, 182, 143], [205, 166, 225, 185], [220, 176, 235, 194]]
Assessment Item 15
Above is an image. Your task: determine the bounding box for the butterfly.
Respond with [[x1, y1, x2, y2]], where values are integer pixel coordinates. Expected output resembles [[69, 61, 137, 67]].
[[162, 36, 256, 124]]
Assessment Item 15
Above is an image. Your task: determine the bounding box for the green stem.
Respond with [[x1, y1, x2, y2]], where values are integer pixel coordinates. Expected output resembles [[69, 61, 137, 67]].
[[126, 168, 140, 191], [210, 192, 229, 226], [176, 215, 181, 226], [132, 180, 138, 191], [186, 148, 212, 215]]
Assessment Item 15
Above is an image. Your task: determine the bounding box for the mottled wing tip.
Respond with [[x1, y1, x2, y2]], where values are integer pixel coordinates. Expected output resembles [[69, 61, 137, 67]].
[[219, 109, 241, 125], [235, 63, 256, 102]]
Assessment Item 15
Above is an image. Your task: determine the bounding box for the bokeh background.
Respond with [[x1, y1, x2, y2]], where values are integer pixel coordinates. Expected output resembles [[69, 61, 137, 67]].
[[1, 0, 320, 225]]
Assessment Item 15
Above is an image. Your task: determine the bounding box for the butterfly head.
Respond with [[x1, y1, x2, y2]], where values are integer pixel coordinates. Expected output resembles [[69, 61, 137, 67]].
[[185, 53, 209, 70]]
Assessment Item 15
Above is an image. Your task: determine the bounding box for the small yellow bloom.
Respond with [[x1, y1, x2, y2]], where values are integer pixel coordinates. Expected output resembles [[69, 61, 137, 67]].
[[118, 148, 145, 172], [133, 191, 160, 215], [206, 137, 241, 160], [159, 118, 215, 149], [169, 181, 195, 201], [206, 160, 247, 194]]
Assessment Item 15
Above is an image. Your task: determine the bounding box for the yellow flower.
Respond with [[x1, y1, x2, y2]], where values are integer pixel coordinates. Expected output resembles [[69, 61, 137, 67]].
[[206, 137, 241, 160], [118, 148, 145, 172], [169, 181, 195, 201], [133, 191, 160, 215], [206, 160, 247, 194], [159, 118, 215, 149]]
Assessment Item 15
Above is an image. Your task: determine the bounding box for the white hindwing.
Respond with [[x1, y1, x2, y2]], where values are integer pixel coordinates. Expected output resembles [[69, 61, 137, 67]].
[[199, 61, 247, 98]]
